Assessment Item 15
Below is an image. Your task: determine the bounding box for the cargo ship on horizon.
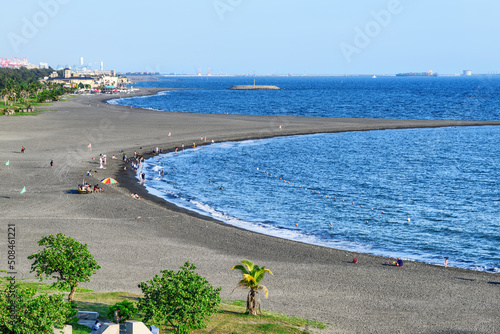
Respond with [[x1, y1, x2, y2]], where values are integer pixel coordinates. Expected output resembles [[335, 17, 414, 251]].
[[396, 70, 438, 77]]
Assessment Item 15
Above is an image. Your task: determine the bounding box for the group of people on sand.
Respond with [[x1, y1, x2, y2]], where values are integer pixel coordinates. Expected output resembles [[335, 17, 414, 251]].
[[123, 151, 145, 172], [78, 183, 102, 193]]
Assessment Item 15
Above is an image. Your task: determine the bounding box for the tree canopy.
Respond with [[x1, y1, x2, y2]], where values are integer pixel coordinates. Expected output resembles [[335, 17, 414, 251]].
[[138, 261, 221, 334], [0, 279, 75, 334], [27, 233, 101, 302], [0, 67, 55, 89]]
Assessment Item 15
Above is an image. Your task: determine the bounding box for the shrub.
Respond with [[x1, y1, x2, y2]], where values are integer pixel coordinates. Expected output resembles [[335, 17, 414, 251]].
[[106, 299, 137, 323]]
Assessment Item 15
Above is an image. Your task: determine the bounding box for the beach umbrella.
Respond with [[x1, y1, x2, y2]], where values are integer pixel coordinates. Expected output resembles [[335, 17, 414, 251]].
[[101, 178, 117, 184]]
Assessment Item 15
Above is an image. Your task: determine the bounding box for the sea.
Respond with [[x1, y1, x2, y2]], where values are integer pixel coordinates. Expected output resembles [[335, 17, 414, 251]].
[[108, 76, 500, 273]]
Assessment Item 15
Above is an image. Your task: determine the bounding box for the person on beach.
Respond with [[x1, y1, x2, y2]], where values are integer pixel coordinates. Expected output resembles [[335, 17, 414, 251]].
[[140, 172, 146, 185], [444, 257, 449, 267], [50, 160, 53, 168], [114, 308, 120, 324], [396, 258, 404, 267], [21, 146, 25, 153]]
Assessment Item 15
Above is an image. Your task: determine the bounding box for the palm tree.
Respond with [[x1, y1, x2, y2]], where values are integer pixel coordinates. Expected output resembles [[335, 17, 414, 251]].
[[0, 88, 7, 106], [4, 78, 14, 106], [231, 259, 273, 315]]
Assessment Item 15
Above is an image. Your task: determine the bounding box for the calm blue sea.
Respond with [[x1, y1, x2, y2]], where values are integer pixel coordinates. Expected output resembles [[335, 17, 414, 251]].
[[109, 76, 500, 273]]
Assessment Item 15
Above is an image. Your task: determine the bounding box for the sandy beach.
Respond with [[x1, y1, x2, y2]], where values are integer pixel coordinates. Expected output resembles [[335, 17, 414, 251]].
[[1, 88, 499, 333]]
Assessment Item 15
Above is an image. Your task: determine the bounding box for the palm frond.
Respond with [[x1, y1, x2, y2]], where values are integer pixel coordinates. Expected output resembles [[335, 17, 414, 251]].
[[263, 268, 273, 275], [257, 284, 269, 298], [253, 267, 272, 284], [240, 259, 255, 272], [231, 264, 249, 275], [242, 274, 257, 286]]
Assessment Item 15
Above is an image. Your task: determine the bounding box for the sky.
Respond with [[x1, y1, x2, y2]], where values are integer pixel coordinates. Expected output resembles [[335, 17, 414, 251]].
[[1, 0, 499, 75]]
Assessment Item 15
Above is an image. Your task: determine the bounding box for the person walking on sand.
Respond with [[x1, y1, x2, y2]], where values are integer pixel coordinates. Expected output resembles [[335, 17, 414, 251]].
[[21, 146, 25, 153], [50, 160, 53, 168], [444, 257, 449, 267]]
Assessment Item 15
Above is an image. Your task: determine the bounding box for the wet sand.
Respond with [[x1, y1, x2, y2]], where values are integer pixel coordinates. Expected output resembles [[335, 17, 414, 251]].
[[1, 88, 499, 333]]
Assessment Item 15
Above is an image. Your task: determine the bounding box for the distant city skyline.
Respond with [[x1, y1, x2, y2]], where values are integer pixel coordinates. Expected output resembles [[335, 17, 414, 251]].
[[2, 1, 499, 75]]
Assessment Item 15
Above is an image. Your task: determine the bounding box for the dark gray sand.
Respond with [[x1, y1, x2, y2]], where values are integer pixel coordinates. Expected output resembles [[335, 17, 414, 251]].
[[1, 88, 499, 333]]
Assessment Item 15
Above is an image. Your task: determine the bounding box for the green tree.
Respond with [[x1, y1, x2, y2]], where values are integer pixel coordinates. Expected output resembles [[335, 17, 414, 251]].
[[231, 259, 273, 315], [138, 261, 221, 334], [27, 233, 101, 302], [0, 88, 7, 106], [0, 278, 75, 334], [106, 299, 137, 323]]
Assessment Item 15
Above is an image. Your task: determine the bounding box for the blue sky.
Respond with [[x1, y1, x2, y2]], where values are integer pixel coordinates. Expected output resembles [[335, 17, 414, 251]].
[[1, 0, 499, 75]]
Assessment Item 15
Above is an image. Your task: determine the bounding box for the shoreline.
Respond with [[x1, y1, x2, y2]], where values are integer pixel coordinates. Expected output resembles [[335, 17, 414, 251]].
[[1, 88, 499, 333], [131, 135, 497, 274]]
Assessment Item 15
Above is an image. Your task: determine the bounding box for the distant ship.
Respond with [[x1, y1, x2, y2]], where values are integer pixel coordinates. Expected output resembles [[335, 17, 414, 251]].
[[396, 70, 438, 77]]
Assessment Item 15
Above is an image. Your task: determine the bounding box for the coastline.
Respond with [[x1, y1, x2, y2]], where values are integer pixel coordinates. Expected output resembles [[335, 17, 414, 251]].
[[1, 88, 499, 333]]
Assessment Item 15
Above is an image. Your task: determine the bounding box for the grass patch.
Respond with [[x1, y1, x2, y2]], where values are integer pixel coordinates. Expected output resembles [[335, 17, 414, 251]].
[[0, 277, 92, 294], [1, 96, 58, 116], [68, 322, 92, 334], [195, 300, 327, 334]]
